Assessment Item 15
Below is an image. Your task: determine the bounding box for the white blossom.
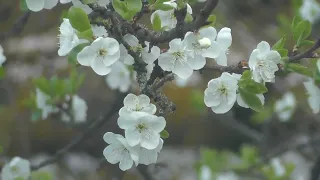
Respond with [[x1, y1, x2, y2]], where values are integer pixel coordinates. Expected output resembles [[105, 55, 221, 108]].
[[119, 93, 156, 116], [91, 25, 108, 38], [216, 171, 239, 180], [158, 38, 202, 79], [150, 2, 192, 31], [184, 27, 231, 66], [199, 165, 212, 180], [271, 158, 286, 177], [123, 34, 160, 64], [36, 88, 58, 119], [1, 157, 31, 180], [105, 62, 131, 92], [299, 0, 320, 23], [204, 72, 238, 114], [61, 95, 88, 123], [60, 0, 71, 3], [58, 18, 87, 56], [119, 44, 134, 65], [0, 45, 6, 66], [72, 0, 93, 14], [275, 92, 296, 122], [77, 37, 120, 75], [25, 0, 58, 12], [248, 41, 281, 83], [117, 111, 166, 149], [103, 132, 139, 171], [136, 138, 163, 165], [303, 79, 320, 114]]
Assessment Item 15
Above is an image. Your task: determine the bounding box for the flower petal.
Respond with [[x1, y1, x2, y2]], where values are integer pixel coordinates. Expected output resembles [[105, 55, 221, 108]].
[[148, 116, 166, 132], [44, 0, 58, 9], [199, 26, 217, 42], [103, 144, 122, 164], [119, 153, 134, 171], [123, 34, 139, 47], [215, 53, 228, 66], [186, 55, 206, 70], [125, 128, 142, 147], [140, 129, 160, 149], [90, 58, 111, 75], [123, 93, 138, 109], [173, 61, 193, 79], [26, 0, 45, 12], [265, 50, 281, 64], [117, 114, 138, 129], [211, 100, 234, 114], [256, 41, 270, 58], [248, 49, 260, 69], [217, 27, 232, 51], [76, 46, 93, 66], [142, 104, 157, 114], [158, 53, 175, 71], [202, 41, 220, 58]]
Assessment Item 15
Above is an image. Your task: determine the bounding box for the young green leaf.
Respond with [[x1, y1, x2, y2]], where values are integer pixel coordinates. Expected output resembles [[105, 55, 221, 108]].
[[126, 0, 143, 12], [160, 130, 170, 139], [240, 70, 252, 80], [67, 7, 91, 32], [287, 63, 313, 77], [276, 48, 288, 57], [0, 67, 5, 79], [152, 13, 162, 31], [239, 79, 268, 94], [272, 36, 287, 50], [293, 20, 312, 46], [239, 88, 264, 112], [77, 29, 94, 41], [291, 15, 302, 30], [112, 0, 136, 21]]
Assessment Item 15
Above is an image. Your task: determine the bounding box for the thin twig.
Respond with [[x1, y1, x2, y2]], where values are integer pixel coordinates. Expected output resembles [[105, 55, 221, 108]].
[[289, 38, 320, 62]]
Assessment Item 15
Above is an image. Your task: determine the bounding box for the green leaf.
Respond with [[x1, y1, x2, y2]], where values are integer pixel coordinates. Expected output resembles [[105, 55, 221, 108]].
[[291, 15, 302, 30], [68, 43, 90, 65], [152, 3, 174, 11], [239, 79, 268, 94], [49, 76, 66, 97], [152, 13, 162, 31], [299, 39, 314, 47], [239, 88, 263, 112], [160, 130, 169, 139], [77, 29, 93, 41], [126, 0, 142, 12], [0, 67, 5, 79], [207, 15, 216, 26], [293, 20, 312, 46], [240, 145, 259, 166], [112, 0, 142, 21], [240, 70, 252, 80], [67, 7, 91, 32], [20, 0, 28, 12], [33, 77, 51, 95], [272, 36, 287, 50], [287, 63, 313, 77], [184, 13, 193, 23], [276, 48, 288, 57], [31, 109, 42, 121], [31, 171, 53, 180]]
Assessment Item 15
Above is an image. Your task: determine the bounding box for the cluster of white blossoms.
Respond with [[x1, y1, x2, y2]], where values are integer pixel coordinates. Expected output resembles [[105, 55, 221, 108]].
[[274, 92, 296, 122], [0, 45, 6, 66], [303, 60, 320, 114], [35, 88, 88, 122], [299, 0, 320, 23], [1, 157, 31, 180], [204, 41, 280, 114], [103, 94, 166, 171]]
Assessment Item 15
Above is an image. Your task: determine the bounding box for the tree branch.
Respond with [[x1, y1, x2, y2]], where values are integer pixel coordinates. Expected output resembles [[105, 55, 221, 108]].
[[289, 38, 320, 62], [31, 92, 126, 171]]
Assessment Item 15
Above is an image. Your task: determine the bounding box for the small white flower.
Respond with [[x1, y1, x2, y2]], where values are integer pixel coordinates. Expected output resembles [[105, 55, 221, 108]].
[[119, 93, 156, 116], [158, 38, 202, 79], [123, 34, 160, 64], [299, 0, 320, 23], [118, 111, 166, 149], [58, 18, 87, 56], [119, 44, 134, 65], [184, 27, 228, 66], [103, 132, 139, 171], [204, 72, 238, 114], [105, 62, 131, 92], [0, 45, 6, 66], [136, 138, 163, 165], [77, 37, 120, 75], [275, 92, 296, 122], [72, 0, 93, 14], [36, 88, 58, 119], [199, 165, 212, 180], [62, 95, 88, 123], [303, 79, 320, 114], [26, 0, 58, 12], [271, 158, 286, 177], [249, 41, 281, 83], [216, 171, 239, 180], [60, 0, 71, 3], [91, 25, 108, 38], [1, 157, 31, 180]]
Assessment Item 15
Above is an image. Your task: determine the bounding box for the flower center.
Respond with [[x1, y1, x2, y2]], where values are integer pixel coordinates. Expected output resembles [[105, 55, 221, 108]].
[[218, 85, 228, 96], [98, 48, 107, 57], [137, 123, 147, 133], [173, 51, 187, 65]]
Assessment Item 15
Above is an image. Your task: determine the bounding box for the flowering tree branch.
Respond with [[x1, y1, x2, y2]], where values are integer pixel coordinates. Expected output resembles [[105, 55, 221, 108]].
[[289, 38, 320, 62]]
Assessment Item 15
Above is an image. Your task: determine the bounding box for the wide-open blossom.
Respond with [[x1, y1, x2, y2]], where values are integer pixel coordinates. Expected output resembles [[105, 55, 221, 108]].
[[0, 45, 6, 66], [158, 38, 200, 79], [1, 157, 31, 180], [248, 41, 281, 83], [72, 0, 93, 14], [105, 62, 131, 93], [26, 0, 58, 12], [274, 92, 296, 122], [91, 25, 108, 38], [303, 79, 320, 114], [184, 27, 231, 66], [118, 111, 166, 149], [36, 88, 58, 119], [136, 138, 163, 165], [61, 95, 88, 123], [77, 37, 120, 75], [299, 0, 320, 23], [204, 72, 238, 114], [123, 34, 160, 64], [150, 2, 192, 31], [119, 44, 134, 65], [58, 18, 87, 56], [119, 93, 156, 116], [103, 132, 139, 171]]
